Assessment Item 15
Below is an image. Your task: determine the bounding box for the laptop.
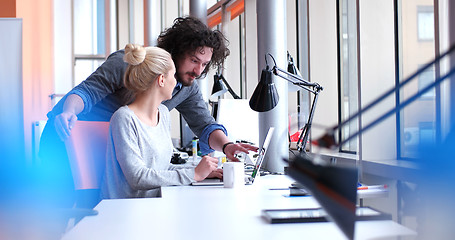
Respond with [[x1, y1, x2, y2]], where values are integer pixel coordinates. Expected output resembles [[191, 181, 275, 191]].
[[191, 127, 274, 186]]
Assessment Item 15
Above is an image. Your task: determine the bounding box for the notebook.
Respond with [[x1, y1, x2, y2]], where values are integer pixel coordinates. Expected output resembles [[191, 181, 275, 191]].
[[191, 127, 274, 186]]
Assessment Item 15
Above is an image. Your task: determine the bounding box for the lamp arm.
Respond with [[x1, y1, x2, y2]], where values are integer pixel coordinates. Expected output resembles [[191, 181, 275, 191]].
[[296, 91, 320, 152], [220, 75, 241, 99], [270, 63, 323, 153], [253, 53, 323, 153], [273, 66, 323, 91]]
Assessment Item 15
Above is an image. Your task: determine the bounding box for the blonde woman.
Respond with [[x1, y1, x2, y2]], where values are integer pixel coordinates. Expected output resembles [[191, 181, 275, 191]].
[[102, 44, 221, 199]]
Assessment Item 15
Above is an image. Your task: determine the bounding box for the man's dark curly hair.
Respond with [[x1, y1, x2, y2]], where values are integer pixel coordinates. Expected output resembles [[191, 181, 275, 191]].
[[157, 16, 230, 78]]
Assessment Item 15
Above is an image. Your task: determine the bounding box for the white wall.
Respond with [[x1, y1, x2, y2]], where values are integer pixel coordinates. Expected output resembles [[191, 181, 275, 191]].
[[359, 0, 397, 161], [163, 0, 180, 28], [224, 16, 242, 98], [308, 0, 339, 140], [118, 0, 130, 49]]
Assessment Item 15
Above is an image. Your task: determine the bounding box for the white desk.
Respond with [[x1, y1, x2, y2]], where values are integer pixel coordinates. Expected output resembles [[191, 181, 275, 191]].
[[62, 175, 416, 240]]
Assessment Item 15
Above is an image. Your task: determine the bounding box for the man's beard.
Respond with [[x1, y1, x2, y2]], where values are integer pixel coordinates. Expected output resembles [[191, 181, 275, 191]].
[[178, 72, 199, 86]]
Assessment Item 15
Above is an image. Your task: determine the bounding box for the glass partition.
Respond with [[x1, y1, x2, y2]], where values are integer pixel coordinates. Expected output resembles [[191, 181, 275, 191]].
[[339, 0, 359, 153]]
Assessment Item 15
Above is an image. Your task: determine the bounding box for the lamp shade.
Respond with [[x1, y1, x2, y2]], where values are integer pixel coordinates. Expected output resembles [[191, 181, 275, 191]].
[[249, 68, 279, 112], [210, 74, 228, 100]]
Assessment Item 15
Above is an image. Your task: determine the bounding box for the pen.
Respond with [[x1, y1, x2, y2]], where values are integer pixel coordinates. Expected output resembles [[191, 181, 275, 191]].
[[357, 184, 387, 190]]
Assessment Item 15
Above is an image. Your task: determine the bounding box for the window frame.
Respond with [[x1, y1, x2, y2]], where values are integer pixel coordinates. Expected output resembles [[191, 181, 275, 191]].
[[397, 0, 442, 160], [72, 0, 112, 88]]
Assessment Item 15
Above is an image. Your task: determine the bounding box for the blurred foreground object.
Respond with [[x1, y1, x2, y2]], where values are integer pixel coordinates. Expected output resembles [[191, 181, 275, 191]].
[[287, 155, 358, 240]]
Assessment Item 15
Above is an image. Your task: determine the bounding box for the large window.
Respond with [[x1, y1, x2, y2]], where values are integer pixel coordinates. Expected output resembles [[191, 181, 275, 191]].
[[334, 0, 397, 161], [398, 0, 437, 159], [73, 0, 109, 87], [335, 0, 444, 160]]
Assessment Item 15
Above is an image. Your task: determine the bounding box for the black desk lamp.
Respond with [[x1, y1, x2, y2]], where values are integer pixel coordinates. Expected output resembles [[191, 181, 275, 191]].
[[210, 72, 241, 120], [249, 53, 323, 153], [254, 45, 455, 240], [250, 53, 358, 239], [211, 72, 241, 100]]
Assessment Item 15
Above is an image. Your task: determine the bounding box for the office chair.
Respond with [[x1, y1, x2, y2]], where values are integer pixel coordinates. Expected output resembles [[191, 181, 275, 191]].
[[64, 121, 109, 211]]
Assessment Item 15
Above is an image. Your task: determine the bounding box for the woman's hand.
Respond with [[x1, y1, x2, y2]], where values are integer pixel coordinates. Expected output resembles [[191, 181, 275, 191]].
[[194, 156, 219, 181], [206, 168, 223, 179]]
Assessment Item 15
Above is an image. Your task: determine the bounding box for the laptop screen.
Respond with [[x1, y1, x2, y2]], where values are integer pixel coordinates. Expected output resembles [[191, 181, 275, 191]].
[[250, 127, 274, 181]]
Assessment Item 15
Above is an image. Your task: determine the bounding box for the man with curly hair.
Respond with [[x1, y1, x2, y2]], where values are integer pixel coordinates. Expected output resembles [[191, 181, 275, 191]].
[[39, 16, 256, 207]]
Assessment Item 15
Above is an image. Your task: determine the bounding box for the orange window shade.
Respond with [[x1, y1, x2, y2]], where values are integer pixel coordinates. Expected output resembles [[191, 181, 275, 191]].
[[0, 0, 16, 17], [208, 11, 222, 28], [227, 0, 244, 20]]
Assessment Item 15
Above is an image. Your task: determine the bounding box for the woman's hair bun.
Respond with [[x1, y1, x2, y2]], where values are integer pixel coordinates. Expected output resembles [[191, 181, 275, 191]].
[[124, 43, 146, 65]]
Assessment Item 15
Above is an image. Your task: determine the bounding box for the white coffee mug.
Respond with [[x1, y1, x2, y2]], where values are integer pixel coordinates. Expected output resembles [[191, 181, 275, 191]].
[[223, 162, 245, 188]]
